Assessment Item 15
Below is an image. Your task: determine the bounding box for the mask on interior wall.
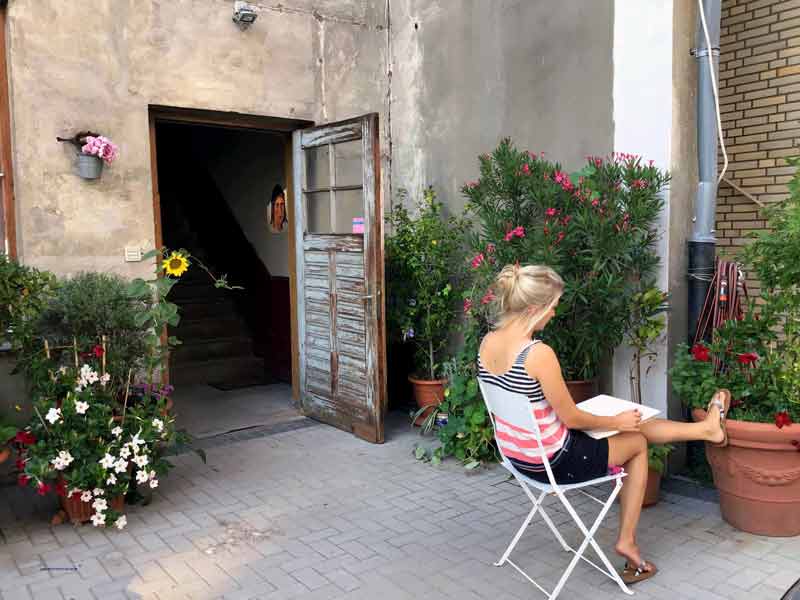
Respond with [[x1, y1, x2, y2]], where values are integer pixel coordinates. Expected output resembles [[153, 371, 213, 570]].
[[269, 185, 288, 234]]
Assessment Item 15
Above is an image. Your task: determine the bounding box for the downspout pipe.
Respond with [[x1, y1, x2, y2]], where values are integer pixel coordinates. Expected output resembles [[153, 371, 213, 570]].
[[688, 0, 722, 343]]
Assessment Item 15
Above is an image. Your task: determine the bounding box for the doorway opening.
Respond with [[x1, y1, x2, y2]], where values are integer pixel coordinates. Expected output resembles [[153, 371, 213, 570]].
[[150, 107, 310, 439]]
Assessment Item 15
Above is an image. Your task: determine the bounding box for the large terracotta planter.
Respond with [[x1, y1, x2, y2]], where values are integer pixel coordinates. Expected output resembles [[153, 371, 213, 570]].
[[60, 493, 124, 524], [643, 469, 661, 508], [409, 377, 447, 426], [693, 408, 800, 537], [566, 379, 598, 404]]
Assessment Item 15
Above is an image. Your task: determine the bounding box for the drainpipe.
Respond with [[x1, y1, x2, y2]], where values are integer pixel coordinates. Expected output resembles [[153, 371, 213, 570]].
[[688, 0, 722, 343]]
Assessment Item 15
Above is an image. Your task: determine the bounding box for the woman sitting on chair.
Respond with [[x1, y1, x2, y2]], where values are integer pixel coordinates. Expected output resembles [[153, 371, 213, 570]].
[[477, 264, 730, 585]]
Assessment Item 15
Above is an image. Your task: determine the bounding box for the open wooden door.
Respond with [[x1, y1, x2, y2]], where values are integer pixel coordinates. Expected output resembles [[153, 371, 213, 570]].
[[293, 114, 386, 443]]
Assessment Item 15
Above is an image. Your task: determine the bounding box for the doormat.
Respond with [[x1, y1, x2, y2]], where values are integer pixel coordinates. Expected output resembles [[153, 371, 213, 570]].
[[208, 378, 271, 392]]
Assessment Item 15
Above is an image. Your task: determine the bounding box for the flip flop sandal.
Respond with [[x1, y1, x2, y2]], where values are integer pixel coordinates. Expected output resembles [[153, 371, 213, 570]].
[[708, 389, 731, 448], [621, 560, 658, 585]]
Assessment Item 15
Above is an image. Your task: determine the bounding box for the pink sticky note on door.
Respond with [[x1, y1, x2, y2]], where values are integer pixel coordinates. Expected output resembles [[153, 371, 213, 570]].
[[352, 217, 365, 234]]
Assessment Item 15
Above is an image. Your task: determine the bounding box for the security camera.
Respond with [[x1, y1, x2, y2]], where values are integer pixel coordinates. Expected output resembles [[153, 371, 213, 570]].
[[233, 1, 258, 30]]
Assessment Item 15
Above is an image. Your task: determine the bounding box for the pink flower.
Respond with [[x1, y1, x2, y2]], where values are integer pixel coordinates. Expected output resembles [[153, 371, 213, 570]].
[[486, 243, 496, 254], [561, 215, 572, 226], [481, 291, 495, 305], [521, 163, 530, 175], [470, 253, 485, 269], [631, 179, 648, 190], [543, 172, 551, 181], [513, 226, 525, 238], [81, 136, 119, 165], [545, 208, 558, 218], [467, 181, 479, 189], [463, 299, 473, 314], [591, 199, 600, 208], [555, 232, 565, 244]]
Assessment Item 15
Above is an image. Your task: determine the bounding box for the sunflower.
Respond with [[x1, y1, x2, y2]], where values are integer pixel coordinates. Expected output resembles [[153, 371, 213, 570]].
[[162, 251, 190, 277]]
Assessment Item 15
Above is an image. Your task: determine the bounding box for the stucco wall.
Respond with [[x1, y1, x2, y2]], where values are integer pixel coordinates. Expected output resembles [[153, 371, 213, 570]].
[[6, 0, 614, 276]]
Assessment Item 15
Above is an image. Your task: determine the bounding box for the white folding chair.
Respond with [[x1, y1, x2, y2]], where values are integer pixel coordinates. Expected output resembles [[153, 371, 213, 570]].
[[479, 380, 633, 599]]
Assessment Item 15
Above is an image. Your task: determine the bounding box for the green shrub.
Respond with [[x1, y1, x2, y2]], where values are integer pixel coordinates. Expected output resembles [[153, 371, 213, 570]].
[[0, 254, 57, 349]]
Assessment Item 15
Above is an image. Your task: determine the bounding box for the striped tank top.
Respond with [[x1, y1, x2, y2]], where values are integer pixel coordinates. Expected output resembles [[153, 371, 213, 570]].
[[477, 339, 570, 471]]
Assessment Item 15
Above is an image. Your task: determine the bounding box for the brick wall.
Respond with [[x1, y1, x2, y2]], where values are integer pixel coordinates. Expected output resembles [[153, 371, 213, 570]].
[[716, 0, 800, 295]]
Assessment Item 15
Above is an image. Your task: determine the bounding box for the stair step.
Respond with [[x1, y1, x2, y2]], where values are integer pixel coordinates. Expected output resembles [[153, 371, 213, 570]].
[[172, 337, 255, 363], [177, 298, 237, 320], [170, 356, 265, 386], [171, 317, 249, 341]]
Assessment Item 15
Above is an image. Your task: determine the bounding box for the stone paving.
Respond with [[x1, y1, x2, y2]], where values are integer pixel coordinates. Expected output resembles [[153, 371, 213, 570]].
[[0, 415, 799, 600]]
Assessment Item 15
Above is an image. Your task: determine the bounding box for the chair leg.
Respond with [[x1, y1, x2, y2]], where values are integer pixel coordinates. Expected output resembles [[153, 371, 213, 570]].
[[550, 481, 633, 598], [537, 504, 572, 553], [494, 490, 546, 567]]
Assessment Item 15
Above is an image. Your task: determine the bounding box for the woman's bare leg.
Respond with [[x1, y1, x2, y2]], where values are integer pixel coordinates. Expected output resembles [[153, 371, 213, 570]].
[[607, 432, 651, 569], [638, 392, 725, 445]]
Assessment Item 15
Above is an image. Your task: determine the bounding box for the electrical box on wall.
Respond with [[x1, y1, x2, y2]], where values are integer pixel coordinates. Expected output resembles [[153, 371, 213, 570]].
[[124, 247, 143, 262]]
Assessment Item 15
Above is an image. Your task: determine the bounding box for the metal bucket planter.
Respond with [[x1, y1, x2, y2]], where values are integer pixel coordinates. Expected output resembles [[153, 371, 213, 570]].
[[77, 154, 103, 179]]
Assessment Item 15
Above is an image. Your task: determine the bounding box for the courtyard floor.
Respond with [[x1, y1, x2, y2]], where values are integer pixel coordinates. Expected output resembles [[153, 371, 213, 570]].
[[0, 415, 798, 600]]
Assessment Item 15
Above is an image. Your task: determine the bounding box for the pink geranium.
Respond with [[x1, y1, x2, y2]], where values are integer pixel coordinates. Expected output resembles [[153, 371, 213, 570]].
[[81, 136, 119, 165]]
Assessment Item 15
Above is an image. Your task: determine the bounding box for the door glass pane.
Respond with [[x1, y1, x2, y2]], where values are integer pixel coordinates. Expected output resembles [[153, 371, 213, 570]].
[[334, 140, 362, 188], [305, 146, 330, 191], [334, 189, 364, 234], [306, 191, 332, 233]]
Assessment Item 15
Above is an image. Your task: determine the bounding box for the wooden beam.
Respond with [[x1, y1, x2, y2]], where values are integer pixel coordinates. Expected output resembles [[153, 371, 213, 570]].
[[149, 105, 313, 133], [0, 5, 17, 258]]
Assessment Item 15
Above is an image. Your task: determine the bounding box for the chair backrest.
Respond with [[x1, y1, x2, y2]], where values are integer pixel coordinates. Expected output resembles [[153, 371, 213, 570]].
[[478, 378, 547, 458]]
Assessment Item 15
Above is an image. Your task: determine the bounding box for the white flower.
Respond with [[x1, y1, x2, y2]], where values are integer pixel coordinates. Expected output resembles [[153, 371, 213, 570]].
[[74, 386, 84, 393], [74, 401, 90, 415], [99, 453, 115, 469], [58, 450, 73, 466], [111, 426, 123, 437], [119, 446, 131, 459], [136, 469, 149, 484], [51, 458, 66, 470], [149, 478, 159, 489], [130, 430, 144, 448], [80, 491, 92, 502], [90, 512, 106, 527], [100, 373, 111, 386], [132, 454, 149, 468], [45, 407, 62, 424], [113, 458, 128, 474], [152, 418, 164, 433], [59, 366, 68, 375], [92, 498, 108, 512], [149, 470, 156, 479], [106, 473, 117, 485], [79, 364, 99, 385], [114, 515, 127, 530], [93, 488, 105, 496]]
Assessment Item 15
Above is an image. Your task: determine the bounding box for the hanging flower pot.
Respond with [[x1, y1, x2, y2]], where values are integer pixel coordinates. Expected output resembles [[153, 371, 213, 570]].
[[77, 153, 103, 180], [57, 131, 119, 181]]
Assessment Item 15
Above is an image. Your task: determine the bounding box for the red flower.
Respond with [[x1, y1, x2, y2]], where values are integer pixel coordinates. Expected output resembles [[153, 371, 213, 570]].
[[775, 411, 793, 429], [545, 207, 558, 218], [481, 291, 495, 305], [15, 457, 25, 471], [737, 352, 759, 365], [591, 199, 600, 208], [513, 226, 525, 238], [14, 431, 36, 446], [555, 232, 565, 244], [521, 163, 531, 175], [690, 344, 711, 362], [55, 480, 67, 498], [631, 179, 648, 190], [92, 345, 104, 358], [485, 243, 496, 254], [561, 215, 572, 226], [463, 299, 473, 314], [470, 253, 485, 269], [36, 482, 51, 496], [17, 474, 29, 487]]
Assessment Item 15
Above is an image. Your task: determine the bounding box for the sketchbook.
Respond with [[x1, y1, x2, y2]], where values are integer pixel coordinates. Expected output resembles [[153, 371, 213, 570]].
[[576, 395, 661, 440]]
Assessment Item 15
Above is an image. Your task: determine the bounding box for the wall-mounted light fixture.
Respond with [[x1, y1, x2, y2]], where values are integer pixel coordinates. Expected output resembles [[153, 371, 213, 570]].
[[233, 1, 258, 30]]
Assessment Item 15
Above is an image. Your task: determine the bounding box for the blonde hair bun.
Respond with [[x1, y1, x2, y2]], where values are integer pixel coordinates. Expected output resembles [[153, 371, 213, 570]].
[[493, 264, 564, 331]]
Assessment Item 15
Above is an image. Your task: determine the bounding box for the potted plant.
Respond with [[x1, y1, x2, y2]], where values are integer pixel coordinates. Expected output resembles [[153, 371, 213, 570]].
[[670, 158, 800, 536], [625, 285, 672, 506], [57, 131, 119, 180], [386, 187, 469, 425], [462, 142, 668, 401]]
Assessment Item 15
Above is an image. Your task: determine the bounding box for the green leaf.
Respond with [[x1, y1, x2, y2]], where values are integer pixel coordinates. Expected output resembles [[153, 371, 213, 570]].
[[464, 460, 480, 470], [414, 446, 427, 460]]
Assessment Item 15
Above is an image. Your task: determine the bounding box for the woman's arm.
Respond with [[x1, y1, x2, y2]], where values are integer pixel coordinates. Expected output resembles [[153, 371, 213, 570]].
[[525, 343, 640, 432]]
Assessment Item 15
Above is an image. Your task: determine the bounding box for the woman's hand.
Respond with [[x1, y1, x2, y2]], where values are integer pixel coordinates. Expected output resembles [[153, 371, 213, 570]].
[[614, 409, 642, 432]]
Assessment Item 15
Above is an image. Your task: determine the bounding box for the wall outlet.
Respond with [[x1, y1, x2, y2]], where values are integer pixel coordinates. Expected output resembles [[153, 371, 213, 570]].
[[124, 247, 143, 262]]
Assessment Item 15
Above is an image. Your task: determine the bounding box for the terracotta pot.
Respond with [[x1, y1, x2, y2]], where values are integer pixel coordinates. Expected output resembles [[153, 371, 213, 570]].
[[643, 468, 661, 507], [692, 408, 800, 537], [408, 377, 447, 426], [566, 379, 598, 404], [0, 447, 10, 464], [60, 492, 124, 524]]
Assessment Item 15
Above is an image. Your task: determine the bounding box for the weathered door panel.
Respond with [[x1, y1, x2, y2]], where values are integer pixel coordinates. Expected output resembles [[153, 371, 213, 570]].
[[292, 114, 385, 443]]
